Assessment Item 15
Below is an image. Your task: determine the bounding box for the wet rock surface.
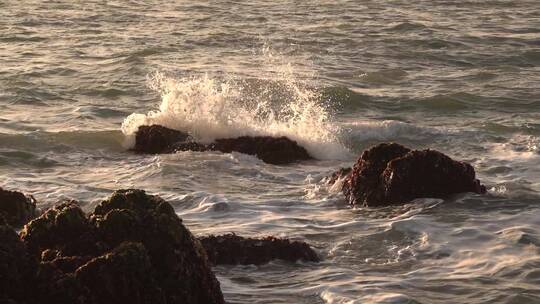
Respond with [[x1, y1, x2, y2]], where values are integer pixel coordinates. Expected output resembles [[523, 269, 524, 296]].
[[326, 167, 352, 186], [134, 124, 191, 154], [133, 124, 313, 165], [339, 143, 486, 206], [0, 187, 38, 227], [4, 189, 225, 304], [199, 233, 319, 265]]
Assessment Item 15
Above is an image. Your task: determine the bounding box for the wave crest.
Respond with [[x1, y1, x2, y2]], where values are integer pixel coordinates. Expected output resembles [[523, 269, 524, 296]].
[[122, 69, 348, 160]]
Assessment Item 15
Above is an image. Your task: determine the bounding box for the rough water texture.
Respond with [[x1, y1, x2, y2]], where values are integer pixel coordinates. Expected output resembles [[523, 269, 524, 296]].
[[2, 1, 540, 303], [134, 124, 313, 164], [342, 143, 486, 206]]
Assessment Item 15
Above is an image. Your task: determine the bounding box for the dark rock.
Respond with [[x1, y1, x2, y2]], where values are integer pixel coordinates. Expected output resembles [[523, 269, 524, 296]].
[[342, 143, 486, 206], [34, 243, 162, 304], [91, 189, 224, 304], [199, 233, 319, 265], [0, 187, 38, 227], [34, 256, 87, 303], [0, 216, 36, 304], [132, 124, 313, 164], [20, 201, 101, 257], [212, 136, 312, 165], [344, 143, 411, 205], [75, 242, 165, 304], [134, 124, 191, 154], [18, 189, 225, 304]]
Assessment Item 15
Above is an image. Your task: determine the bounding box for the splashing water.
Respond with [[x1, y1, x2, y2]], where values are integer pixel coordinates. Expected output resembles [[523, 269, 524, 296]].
[[122, 55, 349, 160]]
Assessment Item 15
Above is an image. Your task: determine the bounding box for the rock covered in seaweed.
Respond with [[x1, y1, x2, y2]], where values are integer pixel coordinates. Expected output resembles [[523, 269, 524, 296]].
[[75, 242, 166, 304], [21, 201, 101, 257], [199, 233, 319, 265], [0, 187, 38, 227], [337, 143, 486, 206], [91, 189, 224, 304], [132, 124, 313, 165], [14, 189, 225, 304]]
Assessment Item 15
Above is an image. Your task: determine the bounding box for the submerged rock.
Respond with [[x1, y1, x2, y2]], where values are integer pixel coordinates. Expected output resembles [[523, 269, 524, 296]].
[[0, 187, 38, 227], [339, 143, 486, 206], [14, 189, 225, 304], [199, 233, 319, 265], [132, 124, 313, 165]]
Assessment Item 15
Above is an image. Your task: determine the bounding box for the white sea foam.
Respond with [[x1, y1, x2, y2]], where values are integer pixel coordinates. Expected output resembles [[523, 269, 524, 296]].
[[122, 52, 348, 160]]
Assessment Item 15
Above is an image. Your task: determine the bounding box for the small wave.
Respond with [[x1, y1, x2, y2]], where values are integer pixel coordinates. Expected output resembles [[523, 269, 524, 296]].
[[341, 120, 445, 153], [413, 93, 476, 111], [386, 22, 428, 32], [122, 67, 349, 160], [358, 69, 408, 85], [0, 130, 125, 152]]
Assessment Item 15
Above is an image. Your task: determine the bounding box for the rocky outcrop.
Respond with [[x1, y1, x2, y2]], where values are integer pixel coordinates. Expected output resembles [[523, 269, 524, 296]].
[[133, 125, 313, 165], [0, 187, 38, 227], [134, 124, 192, 154], [0, 188, 322, 303], [211, 136, 313, 165], [91, 189, 223, 304], [336, 143, 486, 206], [199, 233, 319, 265], [10, 189, 225, 304], [0, 216, 36, 304]]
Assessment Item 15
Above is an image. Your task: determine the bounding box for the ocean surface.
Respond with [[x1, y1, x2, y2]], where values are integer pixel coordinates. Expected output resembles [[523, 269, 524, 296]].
[[1, 1, 540, 303]]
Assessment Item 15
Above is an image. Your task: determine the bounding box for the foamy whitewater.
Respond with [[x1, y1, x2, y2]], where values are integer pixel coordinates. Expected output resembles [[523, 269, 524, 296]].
[[121, 67, 348, 160], [2, 1, 540, 303]]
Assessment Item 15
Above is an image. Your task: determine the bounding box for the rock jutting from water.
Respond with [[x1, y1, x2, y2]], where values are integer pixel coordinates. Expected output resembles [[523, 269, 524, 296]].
[[133, 124, 313, 165], [9, 189, 225, 304], [0, 187, 39, 227], [0, 188, 321, 304], [199, 233, 319, 265], [331, 143, 486, 206]]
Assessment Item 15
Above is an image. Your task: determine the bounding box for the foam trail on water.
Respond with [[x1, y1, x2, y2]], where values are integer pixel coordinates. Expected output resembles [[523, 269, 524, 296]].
[[122, 55, 349, 160]]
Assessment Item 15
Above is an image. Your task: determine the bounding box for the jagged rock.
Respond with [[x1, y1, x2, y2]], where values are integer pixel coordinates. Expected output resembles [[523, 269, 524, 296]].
[[20, 201, 101, 257], [75, 242, 165, 304], [0, 187, 38, 227], [0, 216, 36, 304], [199, 233, 319, 265], [17, 189, 225, 304], [134, 125, 191, 154], [340, 143, 486, 206], [132, 124, 313, 165], [91, 189, 224, 304], [34, 243, 163, 304], [212, 136, 312, 165]]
